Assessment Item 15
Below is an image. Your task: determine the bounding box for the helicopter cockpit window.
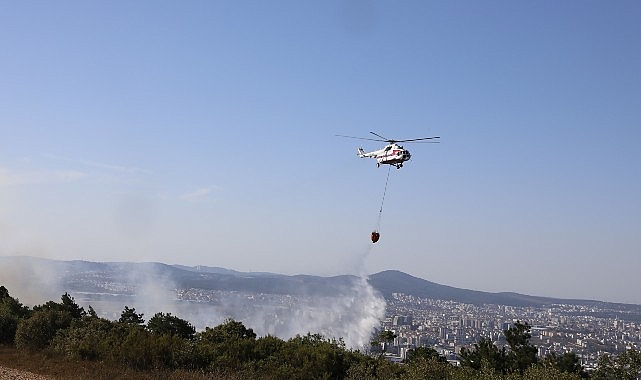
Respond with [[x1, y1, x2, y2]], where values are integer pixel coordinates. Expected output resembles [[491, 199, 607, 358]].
[[384, 146, 391, 151]]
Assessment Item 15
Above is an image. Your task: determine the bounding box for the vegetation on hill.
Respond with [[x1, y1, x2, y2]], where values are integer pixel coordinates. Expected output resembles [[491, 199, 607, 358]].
[[1, 285, 640, 379]]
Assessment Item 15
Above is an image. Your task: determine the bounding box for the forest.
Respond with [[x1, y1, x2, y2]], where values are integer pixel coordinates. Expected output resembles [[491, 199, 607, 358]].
[[1, 285, 640, 380]]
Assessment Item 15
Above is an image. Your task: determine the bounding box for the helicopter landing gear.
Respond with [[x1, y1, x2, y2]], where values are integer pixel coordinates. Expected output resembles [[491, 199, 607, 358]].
[[396, 164, 403, 169], [377, 163, 380, 168]]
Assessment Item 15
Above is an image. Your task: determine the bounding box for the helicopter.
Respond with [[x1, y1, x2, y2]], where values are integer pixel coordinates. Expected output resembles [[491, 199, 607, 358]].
[[336, 132, 440, 169]]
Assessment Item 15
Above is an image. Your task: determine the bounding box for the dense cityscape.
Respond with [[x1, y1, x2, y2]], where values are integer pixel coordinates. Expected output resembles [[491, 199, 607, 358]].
[[380, 292, 641, 370], [173, 285, 641, 372]]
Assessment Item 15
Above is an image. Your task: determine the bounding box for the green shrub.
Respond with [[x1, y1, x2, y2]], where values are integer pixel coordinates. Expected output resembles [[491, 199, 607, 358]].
[[0, 306, 19, 344], [15, 309, 73, 351]]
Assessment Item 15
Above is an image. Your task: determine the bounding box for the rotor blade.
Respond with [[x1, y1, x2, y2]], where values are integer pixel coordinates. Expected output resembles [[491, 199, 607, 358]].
[[369, 131, 391, 141], [335, 134, 386, 142], [395, 136, 440, 143]]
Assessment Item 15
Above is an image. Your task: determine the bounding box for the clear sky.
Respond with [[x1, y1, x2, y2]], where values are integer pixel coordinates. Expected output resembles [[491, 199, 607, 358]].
[[1, 1, 640, 304]]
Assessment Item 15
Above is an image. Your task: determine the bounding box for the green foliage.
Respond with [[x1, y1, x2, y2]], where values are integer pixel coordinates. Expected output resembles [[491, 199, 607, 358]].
[[119, 305, 144, 325], [543, 352, 586, 377], [197, 318, 257, 344], [0, 287, 25, 344], [460, 337, 507, 373], [459, 321, 543, 377], [405, 346, 448, 365], [87, 305, 98, 318], [345, 355, 403, 380], [15, 309, 73, 351], [378, 330, 396, 344], [273, 333, 352, 379], [0, 307, 19, 344], [51, 316, 194, 371], [371, 330, 397, 355], [0, 285, 30, 318], [116, 326, 190, 370], [592, 349, 641, 380], [147, 312, 195, 340], [504, 321, 538, 374], [51, 316, 119, 360], [518, 364, 583, 380], [403, 356, 453, 380], [33, 292, 85, 319]]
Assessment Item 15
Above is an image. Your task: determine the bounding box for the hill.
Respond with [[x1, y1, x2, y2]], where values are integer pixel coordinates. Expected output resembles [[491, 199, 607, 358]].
[[368, 270, 624, 308], [0, 256, 637, 310]]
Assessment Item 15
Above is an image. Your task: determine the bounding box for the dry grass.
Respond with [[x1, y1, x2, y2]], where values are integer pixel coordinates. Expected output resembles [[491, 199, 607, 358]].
[[0, 346, 243, 380]]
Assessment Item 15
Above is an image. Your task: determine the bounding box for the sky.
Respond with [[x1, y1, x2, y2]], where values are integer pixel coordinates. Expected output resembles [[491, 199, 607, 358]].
[[1, 1, 640, 305]]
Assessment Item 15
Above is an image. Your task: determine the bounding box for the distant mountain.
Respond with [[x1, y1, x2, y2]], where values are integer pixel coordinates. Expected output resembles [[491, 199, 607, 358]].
[[368, 270, 606, 307], [1, 256, 637, 309], [0, 256, 358, 298]]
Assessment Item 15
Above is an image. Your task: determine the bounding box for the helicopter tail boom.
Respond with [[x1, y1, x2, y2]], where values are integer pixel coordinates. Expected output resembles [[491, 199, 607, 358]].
[[357, 148, 378, 158]]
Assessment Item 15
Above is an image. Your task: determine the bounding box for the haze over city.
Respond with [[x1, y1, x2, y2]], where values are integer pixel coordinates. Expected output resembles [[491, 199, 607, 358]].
[[1, 1, 640, 304]]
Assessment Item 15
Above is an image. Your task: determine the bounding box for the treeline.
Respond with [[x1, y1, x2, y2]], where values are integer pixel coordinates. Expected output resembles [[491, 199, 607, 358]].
[[1, 285, 640, 379]]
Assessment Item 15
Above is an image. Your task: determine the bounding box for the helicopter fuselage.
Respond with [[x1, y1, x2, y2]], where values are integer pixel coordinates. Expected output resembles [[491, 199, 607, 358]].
[[358, 143, 411, 169]]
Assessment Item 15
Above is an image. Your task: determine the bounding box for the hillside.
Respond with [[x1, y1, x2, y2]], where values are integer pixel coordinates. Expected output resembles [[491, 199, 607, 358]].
[[1, 256, 637, 310]]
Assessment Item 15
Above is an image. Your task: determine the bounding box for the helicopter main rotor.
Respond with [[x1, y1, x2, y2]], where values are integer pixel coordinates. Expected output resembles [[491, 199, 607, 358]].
[[336, 131, 440, 144]]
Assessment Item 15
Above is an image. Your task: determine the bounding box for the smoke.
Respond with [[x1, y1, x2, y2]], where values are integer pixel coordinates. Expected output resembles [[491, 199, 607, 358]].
[[0, 256, 64, 305], [0, 255, 386, 350], [119, 263, 180, 319], [172, 243, 387, 349], [281, 275, 385, 349], [222, 275, 386, 349]]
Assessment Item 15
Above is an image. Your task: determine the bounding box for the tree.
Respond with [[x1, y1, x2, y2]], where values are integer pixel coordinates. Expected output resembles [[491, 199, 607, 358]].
[[87, 305, 98, 318], [504, 320, 538, 373], [51, 316, 117, 361], [0, 286, 30, 317], [195, 320, 257, 372], [146, 312, 195, 340], [119, 306, 144, 325], [459, 337, 507, 373], [15, 309, 73, 350], [33, 292, 85, 319], [0, 308, 19, 344], [197, 318, 256, 344], [345, 355, 404, 380], [520, 364, 583, 380], [404, 346, 448, 364], [592, 349, 641, 380], [278, 333, 356, 380], [0, 286, 30, 344], [543, 352, 586, 377], [404, 357, 454, 380], [370, 329, 397, 355]]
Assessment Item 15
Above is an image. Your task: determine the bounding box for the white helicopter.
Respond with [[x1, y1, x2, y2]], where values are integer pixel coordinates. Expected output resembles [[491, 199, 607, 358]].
[[337, 132, 440, 169]]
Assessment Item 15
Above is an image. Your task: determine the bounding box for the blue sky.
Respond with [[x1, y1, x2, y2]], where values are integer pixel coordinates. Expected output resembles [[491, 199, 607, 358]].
[[1, 1, 640, 304]]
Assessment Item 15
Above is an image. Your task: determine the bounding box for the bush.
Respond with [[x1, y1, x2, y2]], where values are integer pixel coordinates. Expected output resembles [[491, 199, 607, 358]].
[[51, 317, 118, 361], [147, 312, 195, 340], [0, 307, 19, 344], [15, 309, 73, 351]]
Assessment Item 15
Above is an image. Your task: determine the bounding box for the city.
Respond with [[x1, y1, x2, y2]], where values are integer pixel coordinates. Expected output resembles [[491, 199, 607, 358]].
[[379, 292, 641, 370]]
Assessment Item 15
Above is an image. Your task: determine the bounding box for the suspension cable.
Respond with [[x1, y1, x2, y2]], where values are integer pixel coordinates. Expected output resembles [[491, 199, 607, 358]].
[[376, 165, 392, 230]]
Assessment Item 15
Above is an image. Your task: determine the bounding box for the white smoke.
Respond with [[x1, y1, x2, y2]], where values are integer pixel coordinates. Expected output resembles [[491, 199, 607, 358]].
[[123, 263, 180, 319], [0, 256, 64, 305], [0, 255, 386, 350], [234, 275, 385, 349]]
